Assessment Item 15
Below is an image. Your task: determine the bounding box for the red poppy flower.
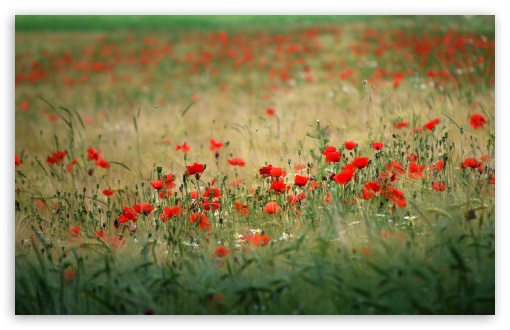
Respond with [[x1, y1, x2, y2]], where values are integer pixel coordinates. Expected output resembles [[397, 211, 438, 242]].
[[95, 230, 108, 240], [243, 233, 271, 246], [364, 181, 381, 192], [267, 167, 282, 177], [163, 173, 176, 189], [394, 121, 409, 129], [462, 157, 479, 169], [490, 176, 495, 185], [322, 146, 337, 155], [203, 187, 221, 198], [160, 205, 182, 222], [150, 180, 163, 190], [186, 162, 205, 176], [324, 192, 332, 204], [294, 175, 309, 187], [119, 206, 137, 223], [214, 245, 230, 257], [15, 154, 21, 166], [190, 213, 211, 231], [263, 201, 279, 214], [359, 188, 376, 200], [265, 108, 276, 116], [132, 202, 153, 215], [268, 177, 290, 193], [432, 181, 446, 191], [234, 201, 249, 215], [102, 189, 114, 196], [259, 164, 273, 178], [176, 142, 190, 153], [469, 113, 488, 129], [344, 141, 357, 150], [424, 118, 441, 131], [46, 150, 67, 165], [95, 157, 111, 169], [412, 127, 423, 134], [429, 160, 445, 173], [382, 186, 406, 208], [408, 162, 425, 177], [190, 190, 202, 200], [325, 151, 342, 163], [372, 142, 384, 151], [333, 169, 354, 185], [69, 226, 81, 236], [408, 153, 418, 162], [352, 157, 369, 169], [200, 198, 221, 211], [210, 138, 224, 151], [87, 147, 102, 161], [228, 158, 246, 167], [287, 194, 299, 205]]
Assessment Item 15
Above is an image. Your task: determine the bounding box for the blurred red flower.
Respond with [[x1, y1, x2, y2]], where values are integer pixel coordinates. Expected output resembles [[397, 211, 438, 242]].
[[132, 202, 153, 215], [294, 175, 309, 186], [432, 181, 446, 191], [344, 141, 357, 150], [160, 206, 182, 222], [352, 157, 369, 169], [150, 180, 163, 190], [469, 113, 488, 129], [259, 164, 273, 178], [424, 118, 441, 131], [394, 120, 409, 129], [46, 150, 67, 165], [214, 245, 230, 258], [265, 108, 276, 116], [263, 201, 279, 214], [268, 177, 290, 193], [190, 213, 211, 231], [95, 158, 111, 169], [200, 198, 221, 211], [372, 142, 384, 151], [15, 154, 21, 166], [210, 138, 224, 151], [186, 162, 205, 176], [462, 157, 479, 169], [243, 233, 271, 246], [323, 146, 341, 163], [234, 201, 249, 215], [102, 189, 114, 196], [408, 162, 425, 179], [270, 166, 284, 177], [69, 226, 81, 236], [228, 158, 246, 167], [119, 206, 137, 223], [87, 147, 102, 161], [333, 169, 354, 185], [176, 142, 190, 153], [203, 187, 221, 198]]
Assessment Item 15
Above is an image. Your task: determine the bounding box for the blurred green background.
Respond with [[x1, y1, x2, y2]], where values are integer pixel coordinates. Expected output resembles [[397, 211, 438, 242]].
[[15, 15, 495, 34]]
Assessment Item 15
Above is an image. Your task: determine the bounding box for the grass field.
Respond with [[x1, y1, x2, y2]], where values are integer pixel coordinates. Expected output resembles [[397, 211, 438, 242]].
[[14, 15, 495, 315]]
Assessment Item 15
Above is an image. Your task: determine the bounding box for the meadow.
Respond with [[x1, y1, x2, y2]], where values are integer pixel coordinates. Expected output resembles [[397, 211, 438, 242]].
[[14, 15, 495, 315]]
